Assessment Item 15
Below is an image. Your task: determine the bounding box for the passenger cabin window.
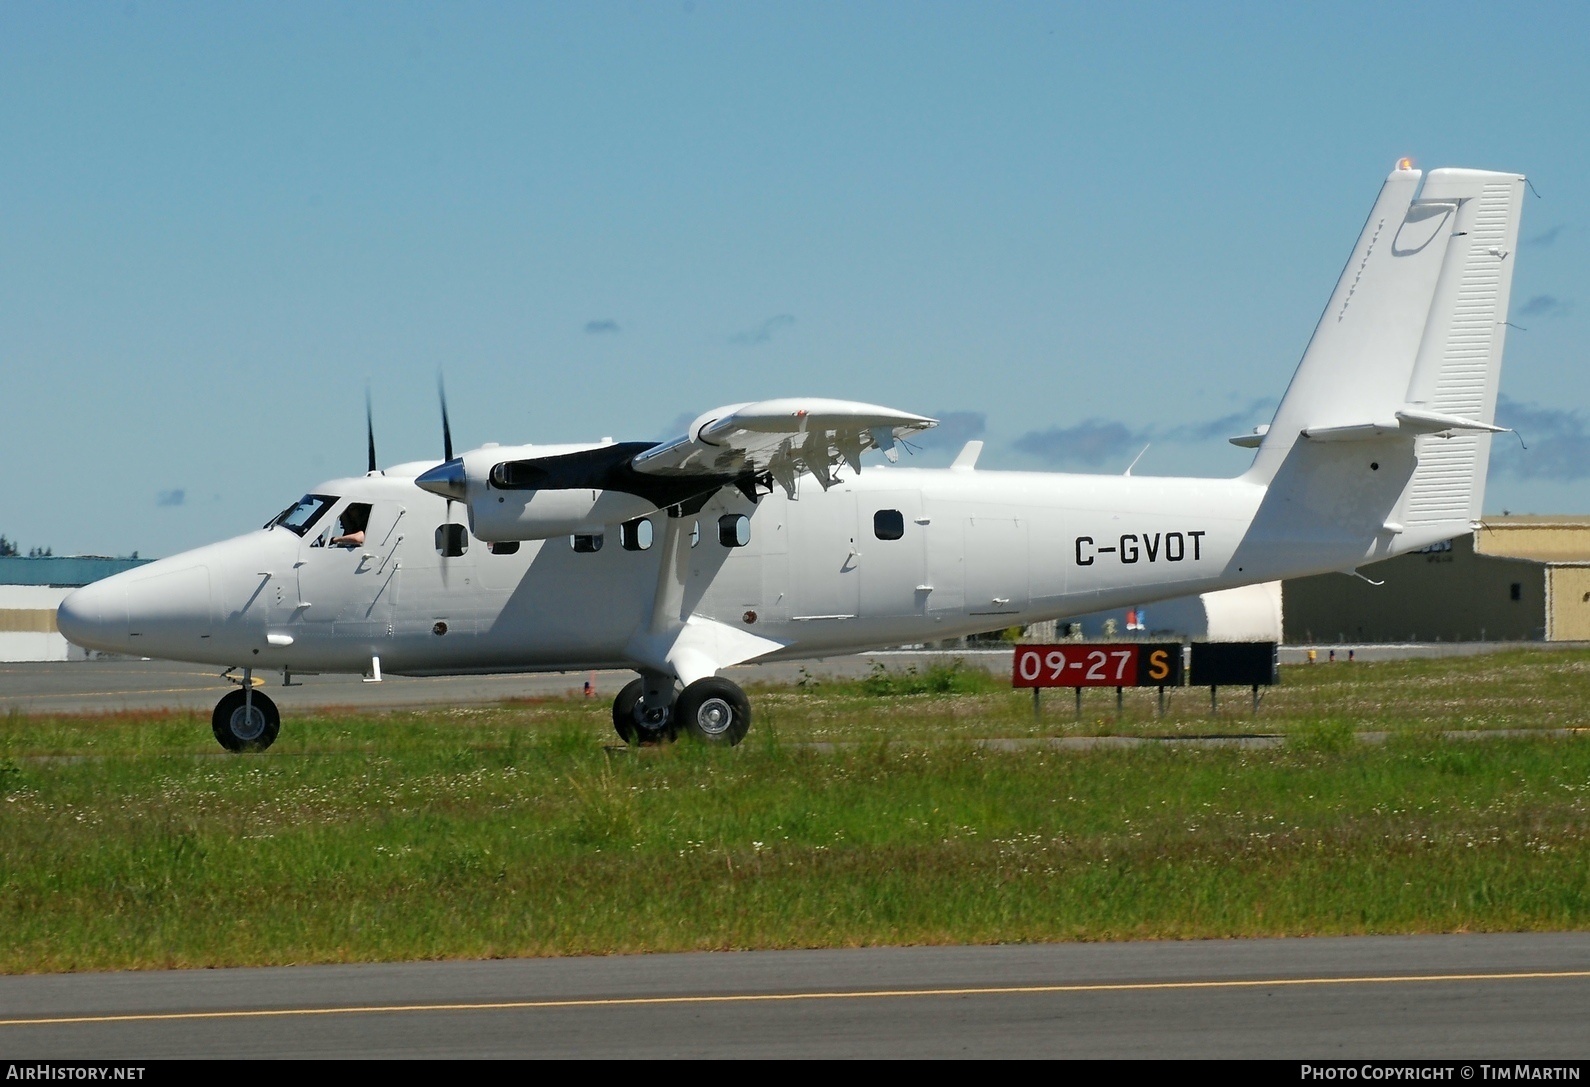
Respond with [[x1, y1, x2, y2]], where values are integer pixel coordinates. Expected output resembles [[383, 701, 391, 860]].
[[689, 521, 701, 548], [874, 509, 905, 541], [435, 523, 469, 557], [621, 518, 653, 551], [489, 541, 520, 555], [268, 494, 337, 537], [572, 533, 603, 554], [718, 514, 750, 548]]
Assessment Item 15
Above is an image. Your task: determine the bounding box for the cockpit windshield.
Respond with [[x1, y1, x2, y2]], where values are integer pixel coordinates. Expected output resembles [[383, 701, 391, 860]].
[[268, 494, 338, 536]]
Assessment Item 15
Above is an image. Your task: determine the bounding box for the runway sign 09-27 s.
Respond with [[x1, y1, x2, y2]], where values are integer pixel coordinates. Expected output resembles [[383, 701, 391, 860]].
[[1012, 643, 1184, 688]]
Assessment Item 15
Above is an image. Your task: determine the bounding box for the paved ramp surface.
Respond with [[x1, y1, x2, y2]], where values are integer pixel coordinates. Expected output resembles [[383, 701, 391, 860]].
[[1, 642, 1575, 716], [0, 653, 993, 715], [2, 934, 1587, 1058]]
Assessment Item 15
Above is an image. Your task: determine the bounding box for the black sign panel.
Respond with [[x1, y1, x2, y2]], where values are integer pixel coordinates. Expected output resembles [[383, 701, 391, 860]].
[[1189, 642, 1278, 687]]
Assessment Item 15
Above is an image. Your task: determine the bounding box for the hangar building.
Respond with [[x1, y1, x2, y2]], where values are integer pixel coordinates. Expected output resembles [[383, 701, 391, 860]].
[[1283, 516, 1590, 644], [0, 556, 150, 662]]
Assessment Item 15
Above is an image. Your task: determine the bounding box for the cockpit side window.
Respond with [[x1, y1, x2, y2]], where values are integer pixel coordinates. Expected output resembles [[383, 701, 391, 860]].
[[268, 494, 338, 537], [331, 503, 372, 548]]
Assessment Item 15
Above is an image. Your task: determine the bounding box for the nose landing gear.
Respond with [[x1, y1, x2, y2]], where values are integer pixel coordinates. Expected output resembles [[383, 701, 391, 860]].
[[212, 685, 281, 752]]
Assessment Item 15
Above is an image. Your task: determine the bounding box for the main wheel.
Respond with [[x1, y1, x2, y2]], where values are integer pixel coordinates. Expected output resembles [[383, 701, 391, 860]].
[[675, 678, 751, 746], [212, 688, 281, 753], [612, 678, 675, 745]]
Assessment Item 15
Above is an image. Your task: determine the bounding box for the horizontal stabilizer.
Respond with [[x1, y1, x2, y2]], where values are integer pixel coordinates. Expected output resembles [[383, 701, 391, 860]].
[[1228, 424, 1269, 449], [1301, 405, 1510, 442]]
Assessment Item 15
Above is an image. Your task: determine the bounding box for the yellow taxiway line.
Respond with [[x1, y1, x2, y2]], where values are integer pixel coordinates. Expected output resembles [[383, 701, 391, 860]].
[[4, 969, 1588, 1029]]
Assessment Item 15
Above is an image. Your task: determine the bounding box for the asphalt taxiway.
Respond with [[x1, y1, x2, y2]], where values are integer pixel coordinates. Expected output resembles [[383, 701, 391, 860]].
[[1, 934, 1586, 1058]]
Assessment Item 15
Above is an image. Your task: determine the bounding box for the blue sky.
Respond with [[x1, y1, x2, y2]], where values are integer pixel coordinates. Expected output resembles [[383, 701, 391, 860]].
[[3, 1, 1587, 557]]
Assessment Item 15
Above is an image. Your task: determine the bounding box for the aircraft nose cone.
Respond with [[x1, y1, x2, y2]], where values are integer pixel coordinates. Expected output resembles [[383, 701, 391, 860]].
[[416, 458, 468, 500], [57, 579, 129, 653]]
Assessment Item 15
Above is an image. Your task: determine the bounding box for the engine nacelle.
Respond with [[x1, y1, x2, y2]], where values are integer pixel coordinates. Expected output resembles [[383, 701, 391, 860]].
[[416, 442, 673, 543], [469, 487, 660, 543]]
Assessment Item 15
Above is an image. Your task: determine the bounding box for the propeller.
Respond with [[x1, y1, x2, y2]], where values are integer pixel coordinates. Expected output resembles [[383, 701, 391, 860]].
[[439, 374, 455, 463], [365, 387, 380, 475], [416, 378, 468, 501], [419, 375, 470, 577]]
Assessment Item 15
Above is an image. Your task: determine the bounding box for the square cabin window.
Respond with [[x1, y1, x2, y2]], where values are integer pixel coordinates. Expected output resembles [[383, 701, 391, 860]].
[[620, 518, 653, 551], [718, 514, 751, 548], [435, 523, 469, 557], [572, 533, 603, 554], [873, 509, 905, 541]]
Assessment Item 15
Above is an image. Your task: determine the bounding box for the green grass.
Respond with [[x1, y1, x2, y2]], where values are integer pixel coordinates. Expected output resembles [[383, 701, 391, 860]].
[[2, 651, 1589, 973]]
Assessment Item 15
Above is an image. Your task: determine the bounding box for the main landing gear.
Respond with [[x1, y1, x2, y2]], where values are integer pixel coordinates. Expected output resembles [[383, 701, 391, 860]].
[[612, 674, 752, 747], [212, 674, 280, 753]]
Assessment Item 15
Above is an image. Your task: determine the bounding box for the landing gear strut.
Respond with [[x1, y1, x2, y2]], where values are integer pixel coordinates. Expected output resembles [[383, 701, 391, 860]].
[[612, 674, 752, 747], [212, 685, 281, 752]]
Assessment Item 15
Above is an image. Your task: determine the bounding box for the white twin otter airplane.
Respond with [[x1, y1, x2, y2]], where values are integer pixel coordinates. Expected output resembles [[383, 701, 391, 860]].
[[59, 162, 1526, 751]]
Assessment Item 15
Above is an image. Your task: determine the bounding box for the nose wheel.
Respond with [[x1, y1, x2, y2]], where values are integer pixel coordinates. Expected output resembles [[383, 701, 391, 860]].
[[212, 688, 281, 752]]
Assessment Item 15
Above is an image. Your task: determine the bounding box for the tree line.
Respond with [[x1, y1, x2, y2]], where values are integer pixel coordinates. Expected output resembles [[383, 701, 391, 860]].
[[0, 536, 52, 558]]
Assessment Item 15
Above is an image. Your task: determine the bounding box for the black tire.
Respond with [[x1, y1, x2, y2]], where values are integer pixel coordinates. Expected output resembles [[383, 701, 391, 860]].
[[212, 688, 281, 753], [675, 678, 751, 746], [612, 678, 674, 745]]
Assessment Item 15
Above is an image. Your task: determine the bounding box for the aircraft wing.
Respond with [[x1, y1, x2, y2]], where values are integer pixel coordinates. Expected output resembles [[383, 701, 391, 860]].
[[632, 398, 937, 495]]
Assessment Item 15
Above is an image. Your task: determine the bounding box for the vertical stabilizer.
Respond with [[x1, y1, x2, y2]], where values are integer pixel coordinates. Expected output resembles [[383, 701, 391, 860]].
[[1234, 163, 1525, 577]]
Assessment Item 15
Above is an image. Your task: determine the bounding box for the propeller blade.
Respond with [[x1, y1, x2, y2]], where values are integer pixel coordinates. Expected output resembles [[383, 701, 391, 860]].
[[365, 387, 378, 475], [438, 375, 454, 463]]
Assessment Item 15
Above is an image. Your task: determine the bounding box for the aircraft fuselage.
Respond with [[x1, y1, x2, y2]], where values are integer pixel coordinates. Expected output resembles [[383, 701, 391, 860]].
[[62, 464, 1272, 677]]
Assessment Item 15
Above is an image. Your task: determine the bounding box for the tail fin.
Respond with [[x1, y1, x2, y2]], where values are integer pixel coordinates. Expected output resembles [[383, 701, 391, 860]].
[[1242, 162, 1525, 563]]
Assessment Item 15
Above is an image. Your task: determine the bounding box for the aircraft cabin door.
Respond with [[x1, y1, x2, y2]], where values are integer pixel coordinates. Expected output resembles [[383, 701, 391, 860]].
[[293, 500, 404, 638], [964, 512, 1029, 622], [858, 492, 927, 617], [788, 489, 859, 620]]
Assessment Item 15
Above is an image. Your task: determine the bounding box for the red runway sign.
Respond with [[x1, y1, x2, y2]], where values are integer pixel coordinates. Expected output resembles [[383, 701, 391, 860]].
[[1012, 643, 1183, 688]]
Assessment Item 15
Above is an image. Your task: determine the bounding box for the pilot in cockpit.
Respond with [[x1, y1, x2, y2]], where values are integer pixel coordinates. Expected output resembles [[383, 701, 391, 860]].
[[329, 503, 371, 548]]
